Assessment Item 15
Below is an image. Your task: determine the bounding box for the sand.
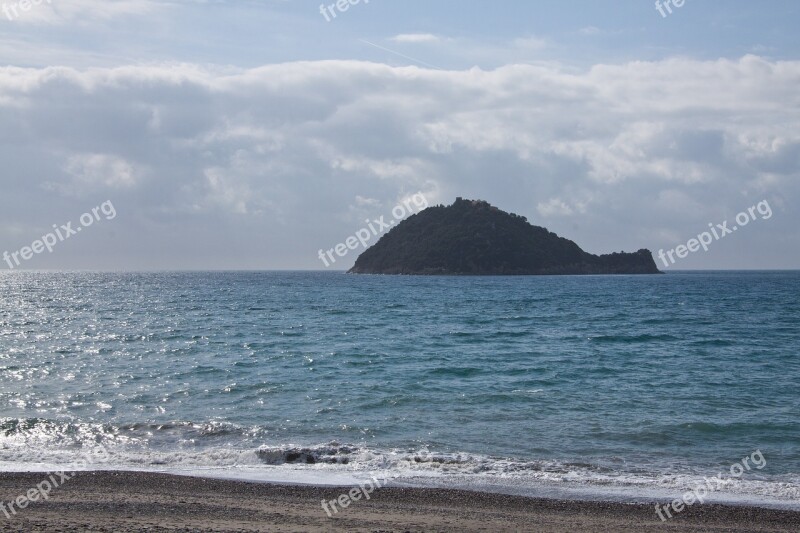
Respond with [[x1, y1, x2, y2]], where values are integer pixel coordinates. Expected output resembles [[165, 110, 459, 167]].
[[1, 471, 799, 532]]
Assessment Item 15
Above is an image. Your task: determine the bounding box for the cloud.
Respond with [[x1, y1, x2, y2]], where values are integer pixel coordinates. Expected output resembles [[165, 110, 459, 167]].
[[512, 36, 548, 51], [64, 153, 138, 188], [0, 55, 797, 268], [578, 26, 602, 36], [537, 198, 575, 217], [389, 33, 442, 44]]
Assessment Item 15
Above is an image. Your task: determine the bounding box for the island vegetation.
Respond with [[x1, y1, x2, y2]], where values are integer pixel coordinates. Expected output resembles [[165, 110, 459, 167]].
[[349, 198, 661, 275]]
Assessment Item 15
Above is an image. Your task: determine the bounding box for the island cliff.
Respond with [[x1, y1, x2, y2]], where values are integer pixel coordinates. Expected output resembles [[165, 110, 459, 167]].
[[348, 198, 660, 275]]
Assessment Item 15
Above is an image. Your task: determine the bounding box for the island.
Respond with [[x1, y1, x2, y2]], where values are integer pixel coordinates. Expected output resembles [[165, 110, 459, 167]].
[[348, 198, 661, 275]]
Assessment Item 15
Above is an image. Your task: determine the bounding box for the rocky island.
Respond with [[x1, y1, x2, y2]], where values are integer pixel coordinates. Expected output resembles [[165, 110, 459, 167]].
[[349, 198, 660, 275]]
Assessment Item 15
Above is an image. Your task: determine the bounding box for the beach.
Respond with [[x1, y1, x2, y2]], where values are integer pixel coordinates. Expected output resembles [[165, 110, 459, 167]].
[[1, 471, 799, 532]]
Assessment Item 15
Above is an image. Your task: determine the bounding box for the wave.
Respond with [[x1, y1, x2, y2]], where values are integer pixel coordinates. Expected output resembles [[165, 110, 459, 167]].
[[2, 419, 799, 508], [256, 444, 358, 465], [588, 334, 679, 343], [691, 339, 737, 346]]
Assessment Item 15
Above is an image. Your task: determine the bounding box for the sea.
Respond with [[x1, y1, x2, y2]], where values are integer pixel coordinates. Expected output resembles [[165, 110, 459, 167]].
[[1, 270, 798, 509]]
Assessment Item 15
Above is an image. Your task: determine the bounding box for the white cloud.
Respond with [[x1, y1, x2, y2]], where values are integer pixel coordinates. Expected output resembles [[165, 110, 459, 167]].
[[389, 33, 442, 44], [513, 36, 548, 51], [204, 167, 252, 215], [354, 195, 380, 207], [42, 153, 139, 196], [537, 198, 574, 217]]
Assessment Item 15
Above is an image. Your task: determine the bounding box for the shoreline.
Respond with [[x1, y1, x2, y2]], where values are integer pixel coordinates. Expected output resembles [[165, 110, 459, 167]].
[[2, 471, 799, 532]]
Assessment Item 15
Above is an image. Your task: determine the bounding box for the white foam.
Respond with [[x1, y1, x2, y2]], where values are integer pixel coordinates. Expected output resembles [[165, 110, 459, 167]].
[[1, 440, 798, 510]]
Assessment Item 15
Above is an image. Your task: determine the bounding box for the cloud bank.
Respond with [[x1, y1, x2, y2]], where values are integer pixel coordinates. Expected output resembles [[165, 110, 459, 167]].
[[0, 55, 797, 269]]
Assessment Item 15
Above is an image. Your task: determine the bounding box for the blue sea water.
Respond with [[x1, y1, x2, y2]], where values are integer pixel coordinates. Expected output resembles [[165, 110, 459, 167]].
[[1, 271, 798, 507]]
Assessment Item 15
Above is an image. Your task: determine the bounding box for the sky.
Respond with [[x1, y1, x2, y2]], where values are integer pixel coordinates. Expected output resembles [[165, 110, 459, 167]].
[[0, 0, 798, 270]]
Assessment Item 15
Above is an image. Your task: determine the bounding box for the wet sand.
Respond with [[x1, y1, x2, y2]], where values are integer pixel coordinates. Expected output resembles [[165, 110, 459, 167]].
[[1, 471, 799, 532]]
